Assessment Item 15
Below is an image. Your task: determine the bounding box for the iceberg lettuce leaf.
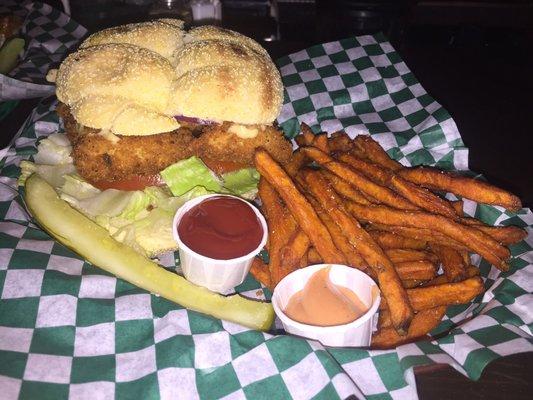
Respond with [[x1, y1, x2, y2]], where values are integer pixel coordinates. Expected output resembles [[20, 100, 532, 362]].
[[221, 168, 260, 199], [59, 175, 100, 199], [60, 189, 138, 218], [33, 133, 73, 165], [161, 156, 221, 196], [19, 160, 76, 188], [133, 208, 177, 257], [58, 176, 211, 256]]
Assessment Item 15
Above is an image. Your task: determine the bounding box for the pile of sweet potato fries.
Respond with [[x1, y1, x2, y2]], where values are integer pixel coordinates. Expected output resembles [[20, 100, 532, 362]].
[[250, 124, 526, 348]]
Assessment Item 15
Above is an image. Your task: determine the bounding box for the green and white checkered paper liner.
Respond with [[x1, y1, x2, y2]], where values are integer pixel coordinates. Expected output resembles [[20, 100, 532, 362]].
[[1, 34, 532, 400], [0, 1, 87, 100]]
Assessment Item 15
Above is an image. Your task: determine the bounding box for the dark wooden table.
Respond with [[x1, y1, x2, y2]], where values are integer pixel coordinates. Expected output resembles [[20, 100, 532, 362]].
[[2, 3, 531, 399]]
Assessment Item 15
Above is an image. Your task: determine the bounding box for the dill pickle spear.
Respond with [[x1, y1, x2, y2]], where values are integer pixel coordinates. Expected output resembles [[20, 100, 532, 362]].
[[24, 174, 274, 331]]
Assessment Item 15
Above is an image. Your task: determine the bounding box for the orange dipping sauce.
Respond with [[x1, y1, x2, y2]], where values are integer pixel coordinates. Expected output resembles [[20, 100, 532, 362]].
[[284, 267, 369, 327]]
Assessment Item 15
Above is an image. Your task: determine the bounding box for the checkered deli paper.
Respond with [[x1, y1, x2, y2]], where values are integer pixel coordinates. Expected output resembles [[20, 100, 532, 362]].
[[1, 34, 532, 400], [0, 1, 87, 100]]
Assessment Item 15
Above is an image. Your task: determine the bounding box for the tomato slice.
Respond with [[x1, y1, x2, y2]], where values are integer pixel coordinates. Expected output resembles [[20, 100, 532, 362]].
[[91, 174, 165, 191], [202, 158, 248, 175]]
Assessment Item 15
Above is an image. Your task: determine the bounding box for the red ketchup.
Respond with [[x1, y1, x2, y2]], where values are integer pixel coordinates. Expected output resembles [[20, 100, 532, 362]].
[[178, 196, 263, 260]]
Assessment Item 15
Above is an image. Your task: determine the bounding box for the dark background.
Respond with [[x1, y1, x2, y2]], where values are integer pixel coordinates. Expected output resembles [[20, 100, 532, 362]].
[[2, 1, 532, 398]]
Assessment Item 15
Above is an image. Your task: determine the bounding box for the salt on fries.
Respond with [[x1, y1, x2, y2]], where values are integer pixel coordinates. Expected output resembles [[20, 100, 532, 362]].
[[252, 127, 524, 348]]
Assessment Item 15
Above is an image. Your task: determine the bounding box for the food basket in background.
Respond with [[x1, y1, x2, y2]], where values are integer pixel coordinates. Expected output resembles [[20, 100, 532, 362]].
[[0, 1, 86, 101]]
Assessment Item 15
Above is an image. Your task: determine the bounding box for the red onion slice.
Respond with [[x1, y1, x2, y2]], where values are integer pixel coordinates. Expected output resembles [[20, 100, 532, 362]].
[[174, 115, 216, 125]]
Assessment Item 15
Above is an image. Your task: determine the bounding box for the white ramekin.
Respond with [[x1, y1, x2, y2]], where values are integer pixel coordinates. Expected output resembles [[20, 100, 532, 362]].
[[272, 264, 380, 347], [173, 194, 268, 294]]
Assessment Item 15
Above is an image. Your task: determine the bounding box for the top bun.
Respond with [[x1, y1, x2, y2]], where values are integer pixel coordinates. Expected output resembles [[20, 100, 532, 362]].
[[169, 27, 283, 125], [81, 19, 185, 65], [55, 20, 283, 135], [186, 25, 269, 57], [56, 44, 179, 135]]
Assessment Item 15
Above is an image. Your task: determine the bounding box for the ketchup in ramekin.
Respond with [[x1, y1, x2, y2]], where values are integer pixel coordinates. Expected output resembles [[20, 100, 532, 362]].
[[177, 196, 263, 260], [172, 194, 268, 293]]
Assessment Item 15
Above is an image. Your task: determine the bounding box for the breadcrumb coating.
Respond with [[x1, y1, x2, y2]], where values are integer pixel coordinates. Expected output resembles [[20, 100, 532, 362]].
[[56, 103, 292, 184]]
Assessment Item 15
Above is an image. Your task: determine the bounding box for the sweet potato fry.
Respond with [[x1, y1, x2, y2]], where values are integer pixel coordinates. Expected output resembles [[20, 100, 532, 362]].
[[301, 169, 413, 333], [280, 229, 311, 275], [389, 175, 459, 219], [312, 133, 329, 153], [294, 135, 307, 148], [307, 248, 322, 264], [352, 135, 403, 172], [368, 224, 469, 251], [447, 202, 515, 254], [322, 170, 374, 205], [346, 202, 510, 270], [258, 178, 298, 286], [254, 150, 346, 265], [338, 153, 458, 219], [398, 166, 522, 211], [430, 245, 467, 282], [300, 123, 315, 144], [402, 279, 429, 289], [422, 265, 479, 286], [349, 146, 371, 162], [369, 231, 427, 250], [249, 257, 272, 289], [407, 277, 484, 310], [302, 146, 418, 211], [460, 250, 471, 266], [461, 219, 527, 245], [394, 261, 437, 280], [328, 131, 353, 152], [450, 200, 464, 215], [299, 252, 308, 268], [294, 124, 316, 148], [306, 193, 367, 270], [452, 200, 526, 245], [337, 153, 392, 185], [378, 309, 393, 329], [284, 149, 307, 177], [371, 306, 447, 349], [386, 249, 438, 264]]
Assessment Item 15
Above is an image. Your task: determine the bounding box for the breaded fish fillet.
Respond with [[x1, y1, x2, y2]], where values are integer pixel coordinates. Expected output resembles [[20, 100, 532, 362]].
[[56, 103, 292, 184], [57, 103, 196, 183], [194, 123, 292, 170]]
